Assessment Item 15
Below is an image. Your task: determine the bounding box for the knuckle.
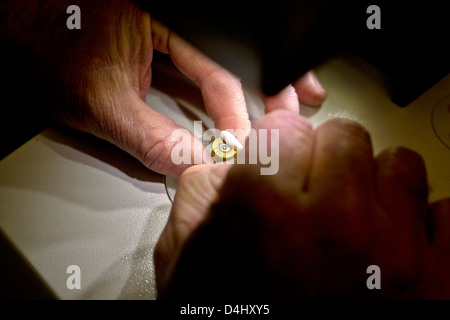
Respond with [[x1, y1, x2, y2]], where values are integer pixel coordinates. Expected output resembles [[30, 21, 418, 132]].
[[325, 117, 371, 145], [199, 65, 242, 90], [379, 146, 425, 170], [376, 146, 428, 199], [258, 109, 313, 134], [140, 136, 180, 174]]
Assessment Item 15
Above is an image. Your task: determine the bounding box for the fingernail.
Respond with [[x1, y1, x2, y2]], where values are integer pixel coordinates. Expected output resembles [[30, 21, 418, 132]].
[[309, 72, 326, 95], [221, 131, 244, 150]]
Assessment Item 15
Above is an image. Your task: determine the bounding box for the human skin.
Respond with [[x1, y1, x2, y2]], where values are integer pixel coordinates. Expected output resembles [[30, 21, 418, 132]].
[[155, 110, 450, 299], [0, 0, 326, 178], [2, 0, 448, 300]]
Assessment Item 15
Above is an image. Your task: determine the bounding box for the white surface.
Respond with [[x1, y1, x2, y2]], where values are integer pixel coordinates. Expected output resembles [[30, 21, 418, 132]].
[[312, 58, 450, 203], [0, 57, 449, 299]]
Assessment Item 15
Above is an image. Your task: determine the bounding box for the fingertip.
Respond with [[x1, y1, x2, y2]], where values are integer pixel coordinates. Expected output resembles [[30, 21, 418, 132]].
[[375, 146, 427, 185], [251, 109, 315, 193], [135, 118, 211, 178], [255, 109, 312, 132], [317, 117, 372, 148], [263, 84, 300, 114], [254, 109, 314, 145], [309, 117, 375, 197], [294, 71, 327, 107], [375, 146, 429, 219]]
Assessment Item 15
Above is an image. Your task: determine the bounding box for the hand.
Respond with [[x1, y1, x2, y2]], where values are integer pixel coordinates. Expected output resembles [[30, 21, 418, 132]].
[[3, 0, 326, 178], [154, 109, 450, 299]]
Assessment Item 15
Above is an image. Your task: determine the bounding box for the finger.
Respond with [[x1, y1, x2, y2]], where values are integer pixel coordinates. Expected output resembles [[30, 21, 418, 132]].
[[250, 110, 314, 195], [168, 164, 232, 248], [263, 84, 300, 114], [155, 163, 232, 292], [426, 198, 450, 251], [293, 71, 327, 107], [152, 20, 251, 142], [96, 95, 212, 178], [308, 118, 374, 201], [374, 147, 428, 225]]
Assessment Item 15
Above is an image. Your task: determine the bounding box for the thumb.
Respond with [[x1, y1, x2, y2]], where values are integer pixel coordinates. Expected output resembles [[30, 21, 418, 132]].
[[88, 95, 213, 178], [154, 163, 232, 292]]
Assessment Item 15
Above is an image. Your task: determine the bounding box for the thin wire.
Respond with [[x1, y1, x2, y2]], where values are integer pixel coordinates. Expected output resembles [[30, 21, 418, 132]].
[[163, 175, 174, 203]]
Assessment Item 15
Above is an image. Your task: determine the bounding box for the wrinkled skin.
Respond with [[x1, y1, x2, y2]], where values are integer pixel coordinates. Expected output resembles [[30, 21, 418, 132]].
[[155, 110, 450, 299], [2, 0, 326, 178]]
